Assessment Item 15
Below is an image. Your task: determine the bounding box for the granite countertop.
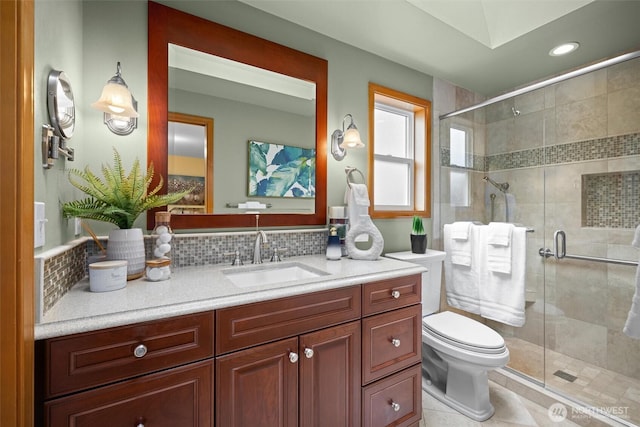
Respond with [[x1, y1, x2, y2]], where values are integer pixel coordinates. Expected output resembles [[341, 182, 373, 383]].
[[35, 255, 425, 340]]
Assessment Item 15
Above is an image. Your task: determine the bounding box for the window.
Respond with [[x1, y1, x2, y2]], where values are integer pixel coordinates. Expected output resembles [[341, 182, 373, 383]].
[[448, 123, 472, 207], [369, 83, 431, 218]]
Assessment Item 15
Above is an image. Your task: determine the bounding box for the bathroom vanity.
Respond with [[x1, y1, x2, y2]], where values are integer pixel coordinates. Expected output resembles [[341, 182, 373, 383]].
[[34, 256, 425, 427]]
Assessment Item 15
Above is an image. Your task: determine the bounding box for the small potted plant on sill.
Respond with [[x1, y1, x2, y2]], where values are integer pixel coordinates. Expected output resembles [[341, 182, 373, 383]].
[[62, 148, 190, 280], [410, 215, 427, 254]]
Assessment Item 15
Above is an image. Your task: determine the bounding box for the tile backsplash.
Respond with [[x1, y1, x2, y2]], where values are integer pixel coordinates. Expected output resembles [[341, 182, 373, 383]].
[[36, 228, 327, 320]]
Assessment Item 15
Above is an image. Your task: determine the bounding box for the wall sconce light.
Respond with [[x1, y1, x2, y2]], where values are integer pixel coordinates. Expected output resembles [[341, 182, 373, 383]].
[[91, 62, 139, 135], [331, 114, 365, 161]]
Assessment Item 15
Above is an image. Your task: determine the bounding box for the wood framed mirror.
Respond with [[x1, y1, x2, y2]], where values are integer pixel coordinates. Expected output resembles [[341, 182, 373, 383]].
[[147, 1, 327, 230]]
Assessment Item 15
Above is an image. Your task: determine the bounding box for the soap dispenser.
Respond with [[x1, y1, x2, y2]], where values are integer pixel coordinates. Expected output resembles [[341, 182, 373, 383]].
[[326, 227, 342, 260]]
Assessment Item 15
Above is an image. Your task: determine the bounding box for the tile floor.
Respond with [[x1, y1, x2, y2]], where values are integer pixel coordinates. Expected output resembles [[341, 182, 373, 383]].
[[419, 380, 583, 427], [505, 337, 640, 425]]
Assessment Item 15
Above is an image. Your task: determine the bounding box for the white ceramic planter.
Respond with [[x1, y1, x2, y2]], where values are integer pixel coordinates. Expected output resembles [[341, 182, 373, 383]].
[[106, 228, 146, 280]]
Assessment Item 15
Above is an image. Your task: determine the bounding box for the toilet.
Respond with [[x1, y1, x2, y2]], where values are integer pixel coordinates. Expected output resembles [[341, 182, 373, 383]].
[[385, 250, 509, 421]]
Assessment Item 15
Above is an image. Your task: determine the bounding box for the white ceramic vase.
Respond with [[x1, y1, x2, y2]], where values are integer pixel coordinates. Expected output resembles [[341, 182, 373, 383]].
[[106, 228, 146, 280]]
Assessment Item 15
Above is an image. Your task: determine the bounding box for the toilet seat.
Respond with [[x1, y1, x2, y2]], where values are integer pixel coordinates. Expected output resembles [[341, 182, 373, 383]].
[[423, 311, 505, 355]]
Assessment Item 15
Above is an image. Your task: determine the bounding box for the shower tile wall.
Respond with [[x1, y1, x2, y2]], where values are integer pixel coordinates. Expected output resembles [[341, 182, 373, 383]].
[[437, 57, 640, 383]]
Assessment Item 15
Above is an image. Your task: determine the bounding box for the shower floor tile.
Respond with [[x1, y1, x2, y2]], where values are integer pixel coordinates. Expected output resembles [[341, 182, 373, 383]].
[[504, 336, 640, 426]]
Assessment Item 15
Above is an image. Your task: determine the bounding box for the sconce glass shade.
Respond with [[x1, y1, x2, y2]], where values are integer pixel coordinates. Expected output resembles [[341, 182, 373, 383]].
[[91, 62, 139, 118], [340, 124, 364, 149], [331, 114, 365, 161], [92, 83, 139, 117]]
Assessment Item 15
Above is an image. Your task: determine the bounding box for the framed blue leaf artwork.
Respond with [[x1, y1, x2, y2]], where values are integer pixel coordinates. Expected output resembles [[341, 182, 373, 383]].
[[248, 140, 316, 198]]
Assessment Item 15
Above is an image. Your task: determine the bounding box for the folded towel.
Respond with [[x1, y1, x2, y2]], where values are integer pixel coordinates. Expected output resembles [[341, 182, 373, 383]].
[[487, 222, 513, 246], [487, 223, 515, 274], [451, 221, 472, 240], [479, 226, 527, 327], [623, 225, 640, 339], [446, 222, 473, 266], [444, 223, 482, 315]]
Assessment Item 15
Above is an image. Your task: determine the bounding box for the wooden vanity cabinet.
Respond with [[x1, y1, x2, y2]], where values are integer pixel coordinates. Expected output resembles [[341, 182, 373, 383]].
[[361, 275, 423, 427], [215, 287, 362, 427], [37, 312, 215, 427], [36, 274, 422, 426]]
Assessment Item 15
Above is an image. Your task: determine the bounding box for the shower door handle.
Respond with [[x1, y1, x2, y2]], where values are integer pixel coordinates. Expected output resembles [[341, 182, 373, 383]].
[[553, 230, 566, 260]]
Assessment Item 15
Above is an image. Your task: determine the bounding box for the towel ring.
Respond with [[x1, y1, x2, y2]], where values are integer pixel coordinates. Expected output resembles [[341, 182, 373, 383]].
[[345, 166, 365, 188]]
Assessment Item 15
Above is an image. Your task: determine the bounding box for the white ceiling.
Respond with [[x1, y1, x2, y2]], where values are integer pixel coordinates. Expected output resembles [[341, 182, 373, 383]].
[[239, 0, 640, 96]]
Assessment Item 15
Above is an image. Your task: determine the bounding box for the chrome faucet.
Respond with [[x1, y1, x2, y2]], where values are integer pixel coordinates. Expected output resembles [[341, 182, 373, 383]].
[[253, 230, 268, 264]]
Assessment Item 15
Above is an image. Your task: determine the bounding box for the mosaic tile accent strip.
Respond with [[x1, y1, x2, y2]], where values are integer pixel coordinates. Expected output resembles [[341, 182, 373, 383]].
[[441, 132, 640, 171], [440, 148, 486, 171], [583, 171, 640, 228], [42, 243, 87, 314], [40, 229, 328, 315], [487, 147, 544, 171]]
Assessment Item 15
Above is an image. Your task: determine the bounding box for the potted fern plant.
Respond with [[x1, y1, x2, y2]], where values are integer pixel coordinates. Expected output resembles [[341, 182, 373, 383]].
[[62, 148, 190, 280], [410, 215, 427, 254]]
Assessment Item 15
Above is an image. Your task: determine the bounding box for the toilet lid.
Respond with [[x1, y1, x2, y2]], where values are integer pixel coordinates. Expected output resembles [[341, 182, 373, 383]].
[[423, 311, 505, 352]]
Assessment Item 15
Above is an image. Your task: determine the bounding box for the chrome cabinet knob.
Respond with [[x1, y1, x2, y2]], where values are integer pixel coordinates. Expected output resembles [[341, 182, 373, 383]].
[[133, 344, 148, 358], [390, 401, 400, 412], [391, 338, 401, 347], [289, 352, 299, 363], [391, 290, 400, 299], [304, 348, 314, 358]]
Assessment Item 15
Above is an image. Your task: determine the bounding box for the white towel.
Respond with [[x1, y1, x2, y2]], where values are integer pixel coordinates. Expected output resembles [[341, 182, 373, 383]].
[[448, 221, 473, 266], [479, 226, 527, 327], [487, 222, 515, 274], [623, 225, 640, 339], [444, 223, 482, 315], [346, 184, 370, 243]]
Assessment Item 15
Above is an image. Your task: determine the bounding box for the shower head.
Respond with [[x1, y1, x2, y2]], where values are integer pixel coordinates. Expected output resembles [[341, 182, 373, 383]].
[[512, 107, 520, 117], [483, 176, 509, 193]]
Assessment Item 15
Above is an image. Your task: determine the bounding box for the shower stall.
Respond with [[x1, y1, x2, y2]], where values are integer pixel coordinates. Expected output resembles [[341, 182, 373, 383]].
[[437, 52, 640, 426]]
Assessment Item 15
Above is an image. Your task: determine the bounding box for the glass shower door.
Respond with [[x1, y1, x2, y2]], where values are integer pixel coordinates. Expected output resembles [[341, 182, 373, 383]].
[[540, 60, 640, 425]]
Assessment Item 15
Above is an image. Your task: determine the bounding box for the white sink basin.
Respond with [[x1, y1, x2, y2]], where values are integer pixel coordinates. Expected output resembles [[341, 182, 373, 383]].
[[222, 262, 328, 288]]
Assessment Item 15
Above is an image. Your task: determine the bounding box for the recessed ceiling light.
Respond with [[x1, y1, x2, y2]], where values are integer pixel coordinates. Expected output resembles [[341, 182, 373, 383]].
[[549, 42, 580, 57]]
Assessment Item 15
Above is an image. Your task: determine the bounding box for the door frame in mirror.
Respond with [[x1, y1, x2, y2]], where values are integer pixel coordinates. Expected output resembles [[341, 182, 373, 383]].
[[148, 1, 327, 230], [168, 111, 214, 214]]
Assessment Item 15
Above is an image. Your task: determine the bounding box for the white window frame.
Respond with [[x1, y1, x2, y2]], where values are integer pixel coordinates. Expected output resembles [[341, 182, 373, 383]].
[[373, 102, 415, 211]]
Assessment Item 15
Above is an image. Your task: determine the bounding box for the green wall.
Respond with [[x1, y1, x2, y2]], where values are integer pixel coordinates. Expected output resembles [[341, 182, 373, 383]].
[[35, 0, 434, 254]]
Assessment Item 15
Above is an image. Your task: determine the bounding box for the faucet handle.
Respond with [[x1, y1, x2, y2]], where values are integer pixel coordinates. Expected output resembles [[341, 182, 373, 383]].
[[270, 247, 288, 262], [224, 249, 244, 266]]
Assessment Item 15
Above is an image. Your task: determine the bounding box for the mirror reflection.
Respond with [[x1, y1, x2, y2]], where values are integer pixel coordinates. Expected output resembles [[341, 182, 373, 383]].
[[168, 44, 316, 215], [167, 112, 213, 214]]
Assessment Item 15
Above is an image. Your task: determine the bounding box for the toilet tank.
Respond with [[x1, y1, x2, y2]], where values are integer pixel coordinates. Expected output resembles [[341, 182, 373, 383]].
[[385, 250, 446, 317]]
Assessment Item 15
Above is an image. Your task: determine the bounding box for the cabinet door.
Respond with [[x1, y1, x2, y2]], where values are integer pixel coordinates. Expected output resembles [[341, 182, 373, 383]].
[[299, 321, 361, 427], [45, 360, 213, 427], [216, 337, 298, 427]]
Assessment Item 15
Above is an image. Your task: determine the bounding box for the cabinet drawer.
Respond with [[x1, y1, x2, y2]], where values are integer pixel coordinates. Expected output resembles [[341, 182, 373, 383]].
[[362, 305, 421, 384], [362, 364, 422, 427], [45, 359, 214, 427], [44, 311, 214, 398], [362, 275, 421, 316], [216, 286, 360, 354]]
